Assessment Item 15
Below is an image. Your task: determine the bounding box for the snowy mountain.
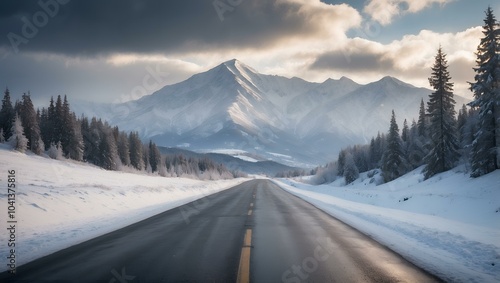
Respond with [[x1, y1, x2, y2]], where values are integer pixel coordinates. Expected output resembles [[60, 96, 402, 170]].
[[83, 59, 469, 166]]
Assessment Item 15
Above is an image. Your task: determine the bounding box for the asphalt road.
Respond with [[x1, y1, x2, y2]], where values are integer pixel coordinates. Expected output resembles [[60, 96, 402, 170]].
[[1, 179, 441, 282]]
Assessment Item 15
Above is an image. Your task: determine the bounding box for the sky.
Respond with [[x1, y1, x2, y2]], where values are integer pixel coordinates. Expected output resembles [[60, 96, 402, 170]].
[[0, 0, 498, 106]]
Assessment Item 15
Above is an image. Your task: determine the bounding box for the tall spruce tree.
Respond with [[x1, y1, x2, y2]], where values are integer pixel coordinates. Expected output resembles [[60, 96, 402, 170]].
[[381, 110, 407, 182], [469, 7, 500, 177], [423, 47, 460, 179], [0, 88, 15, 141]]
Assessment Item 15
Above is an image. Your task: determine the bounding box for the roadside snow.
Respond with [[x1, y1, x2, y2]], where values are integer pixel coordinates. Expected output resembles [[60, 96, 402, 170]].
[[275, 167, 500, 283], [0, 146, 247, 271]]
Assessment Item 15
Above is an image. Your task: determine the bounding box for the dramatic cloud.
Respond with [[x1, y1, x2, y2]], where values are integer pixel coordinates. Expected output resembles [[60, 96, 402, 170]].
[[364, 0, 452, 25], [0, 49, 201, 105], [0, 0, 487, 104], [309, 26, 482, 97], [0, 0, 361, 56]]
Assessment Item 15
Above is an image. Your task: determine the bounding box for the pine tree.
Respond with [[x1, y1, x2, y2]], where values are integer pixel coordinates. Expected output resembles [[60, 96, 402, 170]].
[[343, 152, 359, 184], [401, 119, 409, 143], [19, 93, 42, 154], [423, 47, 460, 179], [61, 95, 73, 156], [0, 128, 5, 143], [8, 114, 28, 153], [381, 110, 407, 182], [149, 140, 162, 173], [80, 116, 92, 161], [470, 7, 500, 177], [85, 117, 103, 166], [337, 150, 346, 176], [407, 119, 426, 168], [99, 126, 119, 170], [0, 88, 15, 141], [371, 132, 385, 167], [47, 97, 56, 146], [143, 144, 151, 173], [417, 98, 427, 138], [457, 104, 469, 146], [67, 112, 84, 161], [117, 131, 131, 166], [129, 132, 144, 170], [54, 95, 64, 146]]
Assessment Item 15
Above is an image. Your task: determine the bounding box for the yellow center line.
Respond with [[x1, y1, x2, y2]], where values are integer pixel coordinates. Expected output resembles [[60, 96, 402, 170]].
[[237, 229, 252, 283], [247, 210, 253, 216]]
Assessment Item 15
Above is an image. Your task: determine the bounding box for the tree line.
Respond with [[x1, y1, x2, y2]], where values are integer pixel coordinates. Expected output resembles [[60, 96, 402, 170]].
[[0, 93, 238, 180], [314, 7, 499, 185]]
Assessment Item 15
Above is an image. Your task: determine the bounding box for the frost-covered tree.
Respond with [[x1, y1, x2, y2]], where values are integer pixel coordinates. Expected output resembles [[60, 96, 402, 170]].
[[469, 7, 500, 177], [48, 142, 64, 160], [0, 88, 15, 141], [0, 128, 4, 143], [343, 152, 359, 184], [423, 47, 460, 179], [381, 110, 407, 182], [8, 114, 28, 153]]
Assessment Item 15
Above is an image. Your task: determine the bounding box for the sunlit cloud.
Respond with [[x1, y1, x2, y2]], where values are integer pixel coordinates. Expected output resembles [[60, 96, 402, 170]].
[[364, 0, 453, 25]]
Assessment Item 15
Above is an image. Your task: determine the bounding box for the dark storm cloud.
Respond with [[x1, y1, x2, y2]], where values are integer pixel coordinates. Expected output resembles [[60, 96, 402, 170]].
[[310, 49, 394, 72], [0, 0, 331, 56]]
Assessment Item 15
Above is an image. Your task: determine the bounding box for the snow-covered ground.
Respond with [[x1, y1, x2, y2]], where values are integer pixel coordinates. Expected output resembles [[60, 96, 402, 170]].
[[0, 145, 247, 271], [275, 167, 500, 283]]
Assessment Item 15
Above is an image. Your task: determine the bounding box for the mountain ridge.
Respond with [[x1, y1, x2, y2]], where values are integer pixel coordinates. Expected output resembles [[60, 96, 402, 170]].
[[74, 59, 469, 166]]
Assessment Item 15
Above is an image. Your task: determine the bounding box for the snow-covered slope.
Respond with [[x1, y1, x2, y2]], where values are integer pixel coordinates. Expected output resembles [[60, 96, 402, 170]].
[[82, 59, 469, 166], [276, 168, 500, 282], [0, 146, 247, 270]]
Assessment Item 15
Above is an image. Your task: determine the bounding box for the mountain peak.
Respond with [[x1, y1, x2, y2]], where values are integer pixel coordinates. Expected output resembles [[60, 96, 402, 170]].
[[222, 58, 239, 67], [219, 59, 259, 79], [374, 76, 415, 89], [221, 58, 251, 70], [378, 76, 405, 85]]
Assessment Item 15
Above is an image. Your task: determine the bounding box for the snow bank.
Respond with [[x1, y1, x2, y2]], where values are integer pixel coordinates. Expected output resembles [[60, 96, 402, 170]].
[[0, 146, 247, 270], [275, 167, 500, 283]]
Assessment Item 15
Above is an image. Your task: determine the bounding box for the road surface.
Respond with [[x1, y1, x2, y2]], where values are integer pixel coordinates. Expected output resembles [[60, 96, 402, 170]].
[[1, 179, 441, 282]]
